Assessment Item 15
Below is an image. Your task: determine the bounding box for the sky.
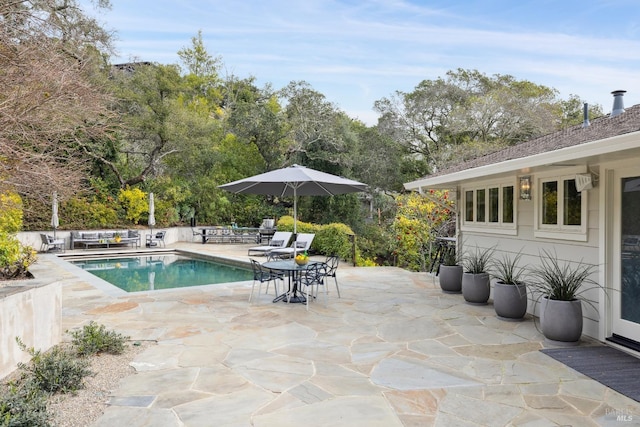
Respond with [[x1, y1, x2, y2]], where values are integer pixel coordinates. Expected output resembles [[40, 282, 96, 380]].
[[81, 0, 640, 125]]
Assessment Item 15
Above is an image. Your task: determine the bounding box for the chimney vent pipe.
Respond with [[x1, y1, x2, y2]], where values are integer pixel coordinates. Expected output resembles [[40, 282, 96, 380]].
[[611, 90, 626, 117], [582, 103, 590, 128]]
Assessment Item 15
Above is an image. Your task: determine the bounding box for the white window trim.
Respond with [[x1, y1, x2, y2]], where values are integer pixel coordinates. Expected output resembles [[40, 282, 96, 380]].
[[461, 180, 517, 235], [533, 171, 588, 241]]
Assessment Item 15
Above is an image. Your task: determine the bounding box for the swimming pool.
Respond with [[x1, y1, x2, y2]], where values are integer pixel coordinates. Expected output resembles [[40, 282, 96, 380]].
[[67, 252, 253, 293]]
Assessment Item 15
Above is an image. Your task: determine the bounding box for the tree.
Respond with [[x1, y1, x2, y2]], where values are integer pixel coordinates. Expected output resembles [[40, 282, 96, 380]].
[[280, 81, 346, 167], [557, 94, 604, 127], [374, 69, 586, 173], [106, 63, 196, 187], [0, 0, 115, 206]]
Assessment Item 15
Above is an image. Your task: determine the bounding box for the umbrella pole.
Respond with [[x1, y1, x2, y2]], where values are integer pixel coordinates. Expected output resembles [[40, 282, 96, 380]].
[[293, 188, 297, 259]]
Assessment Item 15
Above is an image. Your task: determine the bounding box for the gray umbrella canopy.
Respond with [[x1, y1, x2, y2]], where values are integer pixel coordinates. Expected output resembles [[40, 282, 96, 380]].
[[218, 164, 367, 240], [218, 164, 368, 197]]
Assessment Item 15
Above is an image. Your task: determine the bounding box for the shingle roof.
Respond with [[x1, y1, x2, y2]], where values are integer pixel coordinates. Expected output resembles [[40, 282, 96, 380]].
[[424, 103, 640, 179]]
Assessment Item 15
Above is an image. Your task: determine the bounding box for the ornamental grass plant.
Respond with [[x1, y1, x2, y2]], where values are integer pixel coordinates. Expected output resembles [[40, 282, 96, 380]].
[[462, 245, 495, 274], [529, 249, 598, 301], [492, 250, 527, 285]]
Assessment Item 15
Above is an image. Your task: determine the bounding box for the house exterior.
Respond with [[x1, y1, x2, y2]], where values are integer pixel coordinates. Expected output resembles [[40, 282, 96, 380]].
[[404, 92, 640, 351]]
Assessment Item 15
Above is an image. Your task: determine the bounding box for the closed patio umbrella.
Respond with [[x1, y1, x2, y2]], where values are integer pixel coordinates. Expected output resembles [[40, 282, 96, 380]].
[[218, 164, 367, 257], [148, 192, 156, 236], [51, 192, 59, 240]]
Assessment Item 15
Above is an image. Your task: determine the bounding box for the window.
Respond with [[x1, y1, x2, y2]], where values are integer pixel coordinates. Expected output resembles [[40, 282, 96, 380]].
[[488, 188, 499, 222], [535, 174, 587, 241], [462, 182, 516, 234], [503, 186, 514, 223], [465, 190, 473, 222], [476, 189, 486, 222]]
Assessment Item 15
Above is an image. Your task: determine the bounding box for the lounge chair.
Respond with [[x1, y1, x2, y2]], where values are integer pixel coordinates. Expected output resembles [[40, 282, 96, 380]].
[[269, 233, 315, 258], [146, 230, 166, 247], [40, 233, 65, 252], [247, 231, 292, 256]]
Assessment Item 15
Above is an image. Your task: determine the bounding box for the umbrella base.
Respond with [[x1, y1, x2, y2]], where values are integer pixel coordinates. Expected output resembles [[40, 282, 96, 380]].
[[273, 292, 307, 304], [285, 295, 307, 304]]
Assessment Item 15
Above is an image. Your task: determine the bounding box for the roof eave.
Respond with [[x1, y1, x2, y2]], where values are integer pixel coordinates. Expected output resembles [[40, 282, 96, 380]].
[[404, 130, 640, 191]]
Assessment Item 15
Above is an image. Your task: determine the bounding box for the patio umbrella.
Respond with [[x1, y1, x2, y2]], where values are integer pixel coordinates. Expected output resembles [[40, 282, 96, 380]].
[[218, 164, 367, 256], [51, 192, 59, 240], [148, 192, 156, 235]]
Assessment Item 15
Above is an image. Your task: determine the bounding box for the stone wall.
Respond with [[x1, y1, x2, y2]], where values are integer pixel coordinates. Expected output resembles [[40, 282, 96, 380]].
[[0, 270, 62, 380]]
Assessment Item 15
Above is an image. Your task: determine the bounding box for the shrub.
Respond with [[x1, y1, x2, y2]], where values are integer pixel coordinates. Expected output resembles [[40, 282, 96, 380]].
[[15, 338, 92, 394], [69, 321, 129, 356], [0, 381, 49, 427], [390, 191, 455, 271], [0, 233, 36, 280], [62, 197, 119, 229], [0, 192, 23, 234], [118, 187, 148, 225], [314, 223, 355, 261]]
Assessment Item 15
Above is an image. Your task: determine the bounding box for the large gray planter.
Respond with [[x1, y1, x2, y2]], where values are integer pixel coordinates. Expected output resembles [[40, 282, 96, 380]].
[[493, 281, 527, 320], [462, 272, 490, 304], [438, 265, 462, 293], [539, 298, 583, 345]]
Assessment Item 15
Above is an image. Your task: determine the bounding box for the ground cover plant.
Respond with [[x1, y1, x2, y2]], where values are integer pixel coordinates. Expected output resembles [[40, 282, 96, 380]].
[[0, 323, 129, 426]]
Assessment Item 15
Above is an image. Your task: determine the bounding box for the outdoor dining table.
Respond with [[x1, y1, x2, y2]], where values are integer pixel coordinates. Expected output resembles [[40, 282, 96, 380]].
[[263, 260, 319, 304]]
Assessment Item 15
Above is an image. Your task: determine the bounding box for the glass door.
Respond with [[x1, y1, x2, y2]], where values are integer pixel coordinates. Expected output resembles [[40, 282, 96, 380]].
[[613, 169, 640, 341]]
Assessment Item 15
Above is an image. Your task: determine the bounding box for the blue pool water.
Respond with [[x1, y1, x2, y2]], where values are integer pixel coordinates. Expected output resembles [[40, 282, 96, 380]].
[[69, 254, 253, 292]]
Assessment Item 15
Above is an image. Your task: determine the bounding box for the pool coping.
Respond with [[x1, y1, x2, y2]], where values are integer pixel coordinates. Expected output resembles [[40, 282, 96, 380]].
[[53, 248, 255, 297]]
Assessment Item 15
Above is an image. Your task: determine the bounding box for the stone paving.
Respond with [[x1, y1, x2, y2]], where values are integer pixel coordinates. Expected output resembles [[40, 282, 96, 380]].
[[44, 243, 640, 426]]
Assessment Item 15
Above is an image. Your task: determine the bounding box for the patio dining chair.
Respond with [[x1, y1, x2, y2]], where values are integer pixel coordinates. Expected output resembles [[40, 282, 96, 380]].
[[249, 259, 282, 303], [322, 255, 341, 298], [299, 262, 328, 310], [190, 227, 202, 242]]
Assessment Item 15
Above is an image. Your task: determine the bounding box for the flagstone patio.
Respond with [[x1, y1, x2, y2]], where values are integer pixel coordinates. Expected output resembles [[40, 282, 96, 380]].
[[43, 242, 640, 426]]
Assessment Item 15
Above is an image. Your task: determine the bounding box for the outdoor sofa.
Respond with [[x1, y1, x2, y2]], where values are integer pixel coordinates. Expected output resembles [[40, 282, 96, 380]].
[[70, 230, 141, 249]]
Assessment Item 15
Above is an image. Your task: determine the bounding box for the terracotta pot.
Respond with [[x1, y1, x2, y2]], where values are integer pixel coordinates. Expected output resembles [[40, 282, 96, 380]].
[[438, 265, 462, 293], [493, 281, 527, 320], [539, 297, 583, 345], [462, 272, 490, 304]]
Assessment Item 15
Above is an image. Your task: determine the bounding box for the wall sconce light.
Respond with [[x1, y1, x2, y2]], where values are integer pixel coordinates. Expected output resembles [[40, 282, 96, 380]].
[[519, 176, 531, 200]]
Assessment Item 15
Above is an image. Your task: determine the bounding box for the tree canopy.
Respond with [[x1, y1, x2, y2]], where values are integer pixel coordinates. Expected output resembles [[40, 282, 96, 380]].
[[1, 2, 604, 234]]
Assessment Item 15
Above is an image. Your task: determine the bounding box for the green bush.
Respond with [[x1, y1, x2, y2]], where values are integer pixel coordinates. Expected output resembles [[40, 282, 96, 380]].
[[0, 233, 36, 280], [0, 192, 23, 234], [15, 338, 92, 394], [314, 223, 355, 261], [354, 224, 392, 266], [62, 197, 119, 229], [118, 187, 148, 225], [69, 321, 129, 356], [0, 381, 49, 427]]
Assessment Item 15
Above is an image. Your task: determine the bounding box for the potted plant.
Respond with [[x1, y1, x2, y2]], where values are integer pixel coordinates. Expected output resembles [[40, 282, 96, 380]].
[[529, 249, 598, 345], [492, 251, 528, 320], [461, 245, 495, 304], [438, 247, 462, 293]]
